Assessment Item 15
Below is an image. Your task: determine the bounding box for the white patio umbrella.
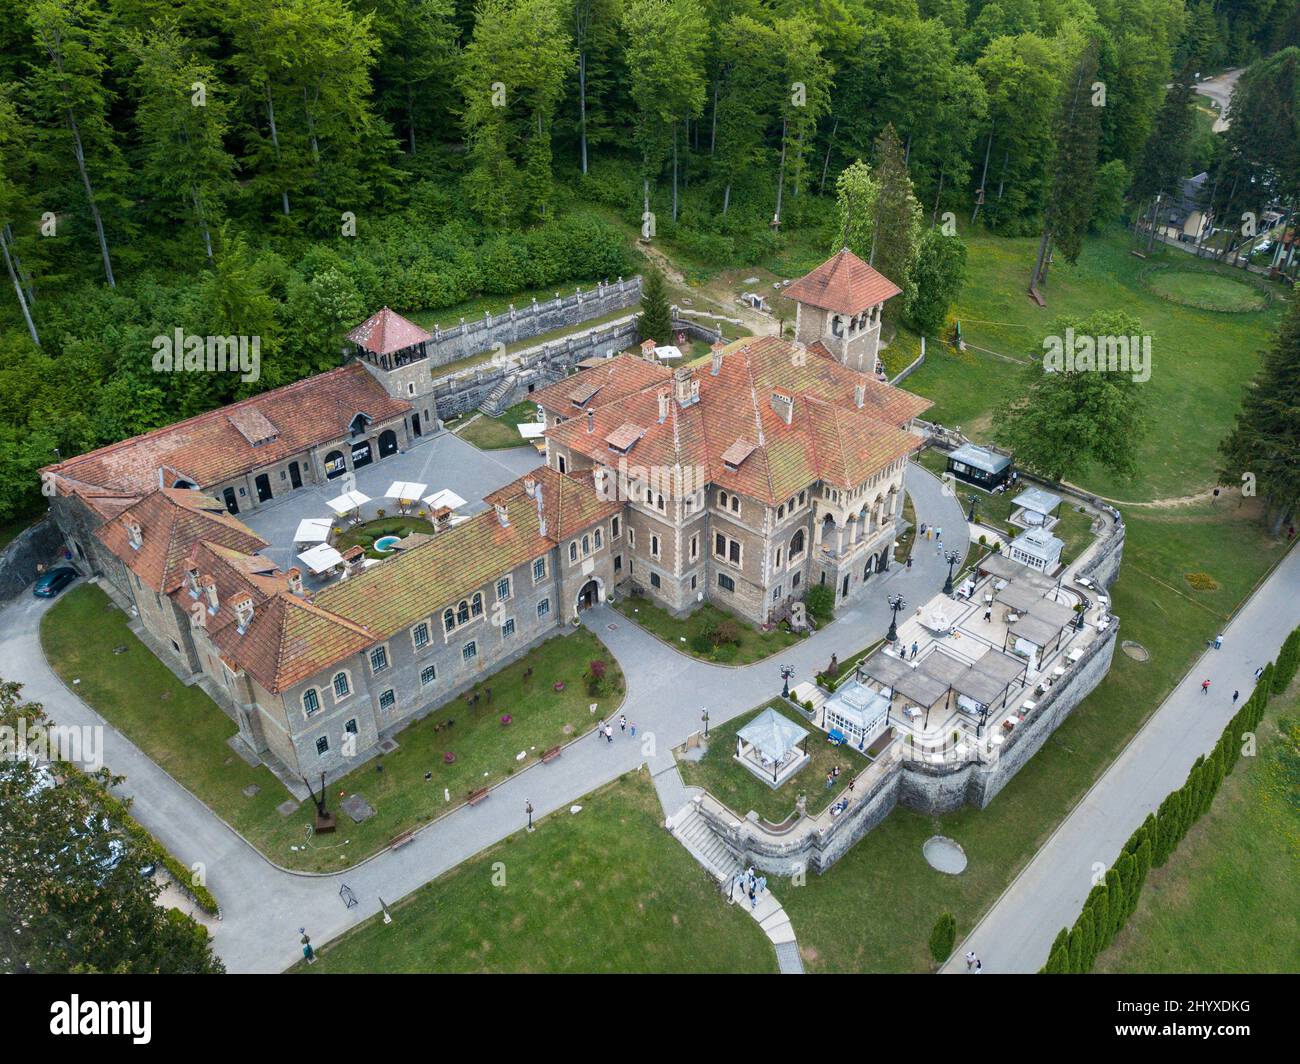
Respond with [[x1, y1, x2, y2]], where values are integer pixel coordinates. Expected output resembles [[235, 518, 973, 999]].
[[297, 544, 344, 575], [293, 518, 333, 544], [385, 481, 428, 514], [327, 489, 370, 523], [423, 488, 468, 512]]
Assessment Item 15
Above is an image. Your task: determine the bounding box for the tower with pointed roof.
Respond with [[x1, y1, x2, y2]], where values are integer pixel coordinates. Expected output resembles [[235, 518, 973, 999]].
[[785, 248, 901, 375], [346, 306, 435, 404]]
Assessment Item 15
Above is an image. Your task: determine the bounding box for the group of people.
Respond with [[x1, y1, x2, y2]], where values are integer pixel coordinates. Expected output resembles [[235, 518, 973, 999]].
[[596, 715, 635, 744], [823, 764, 844, 790], [736, 866, 768, 910]]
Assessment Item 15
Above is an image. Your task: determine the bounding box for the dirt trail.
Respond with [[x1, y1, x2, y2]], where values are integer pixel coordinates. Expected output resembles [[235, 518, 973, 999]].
[[637, 242, 779, 338]]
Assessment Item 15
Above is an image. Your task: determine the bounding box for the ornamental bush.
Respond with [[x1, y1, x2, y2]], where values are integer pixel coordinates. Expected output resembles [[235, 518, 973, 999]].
[[928, 912, 956, 964]]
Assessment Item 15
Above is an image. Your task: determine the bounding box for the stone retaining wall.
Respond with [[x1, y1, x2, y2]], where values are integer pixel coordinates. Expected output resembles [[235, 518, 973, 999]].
[[425, 277, 642, 368], [0, 516, 66, 602]]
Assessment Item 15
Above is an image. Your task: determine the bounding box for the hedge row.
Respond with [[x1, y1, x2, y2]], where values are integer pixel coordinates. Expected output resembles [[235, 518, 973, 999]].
[[1041, 633, 1296, 974]]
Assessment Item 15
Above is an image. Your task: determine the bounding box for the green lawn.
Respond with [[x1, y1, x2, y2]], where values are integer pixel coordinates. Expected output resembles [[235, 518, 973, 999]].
[[899, 228, 1285, 502], [454, 400, 543, 451], [1144, 268, 1270, 312], [778, 503, 1289, 972], [42, 584, 625, 873], [332, 515, 437, 560], [296, 773, 777, 973], [612, 594, 804, 664], [678, 703, 869, 824], [1097, 682, 1300, 974]]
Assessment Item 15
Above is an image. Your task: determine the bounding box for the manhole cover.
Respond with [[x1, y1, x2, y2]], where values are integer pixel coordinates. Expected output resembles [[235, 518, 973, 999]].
[[377, 738, 399, 754], [1121, 640, 1149, 662], [562, 723, 575, 735], [923, 836, 967, 874], [276, 800, 299, 817], [340, 793, 375, 823], [606, 623, 619, 631]]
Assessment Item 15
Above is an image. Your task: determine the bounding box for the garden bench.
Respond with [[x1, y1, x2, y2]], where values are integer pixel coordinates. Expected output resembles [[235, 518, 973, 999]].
[[388, 831, 415, 850], [466, 787, 491, 806], [540, 745, 562, 764]]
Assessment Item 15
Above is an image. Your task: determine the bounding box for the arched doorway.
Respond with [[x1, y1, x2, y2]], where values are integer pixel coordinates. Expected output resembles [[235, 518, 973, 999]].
[[576, 578, 601, 612], [324, 450, 347, 479], [378, 428, 399, 458], [876, 546, 890, 572]]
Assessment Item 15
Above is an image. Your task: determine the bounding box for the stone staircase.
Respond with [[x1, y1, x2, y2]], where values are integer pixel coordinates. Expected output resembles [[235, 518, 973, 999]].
[[670, 802, 742, 883], [478, 373, 517, 416]]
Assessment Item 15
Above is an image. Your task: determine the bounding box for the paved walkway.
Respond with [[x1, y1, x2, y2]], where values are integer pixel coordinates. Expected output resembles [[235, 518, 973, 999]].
[[942, 542, 1300, 974], [1, 463, 966, 972]]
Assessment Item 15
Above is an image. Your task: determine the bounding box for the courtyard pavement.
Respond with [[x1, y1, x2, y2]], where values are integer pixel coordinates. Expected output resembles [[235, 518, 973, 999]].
[[941, 541, 1300, 974], [239, 430, 543, 573], [1, 462, 966, 973]]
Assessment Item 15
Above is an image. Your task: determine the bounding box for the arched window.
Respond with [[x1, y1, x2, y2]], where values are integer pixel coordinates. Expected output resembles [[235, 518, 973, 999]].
[[594, 528, 602, 549], [333, 672, 350, 698], [471, 593, 484, 616], [582, 534, 590, 556], [655, 493, 665, 511], [569, 542, 578, 563], [457, 600, 470, 625], [303, 689, 320, 716], [444, 608, 455, 632], [719, 491, 728, 508], [790, 529, 805, 557]]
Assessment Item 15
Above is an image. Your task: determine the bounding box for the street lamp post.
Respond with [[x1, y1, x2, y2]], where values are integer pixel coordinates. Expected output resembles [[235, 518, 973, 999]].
[[942, 550, 961, 596], [967, 493, 978, 523], [886, 595, 905, 643], [779, 665, 795, 699], [525, 799, 534, 832], [701, 709, 710, 738]]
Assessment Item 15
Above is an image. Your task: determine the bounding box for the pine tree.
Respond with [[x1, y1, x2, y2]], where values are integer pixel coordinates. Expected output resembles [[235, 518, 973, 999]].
[[1130, 64, 1196, 247], [637, 267, 672, 347], [867, 125, 922, 326], [1042, 927, 1070, 973], [1218, 295, 1300, 536], [1031, 40, 1102, 292]]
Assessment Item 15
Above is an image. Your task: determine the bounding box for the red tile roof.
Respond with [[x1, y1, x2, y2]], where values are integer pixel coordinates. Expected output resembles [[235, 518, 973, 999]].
[[784, 247, 902, 314], [346, 307, 433, 356], [43, 363, 412, 495], [545, 335, 930, 502], [95, 489, 269, 595], [534, 353, 671, 417]]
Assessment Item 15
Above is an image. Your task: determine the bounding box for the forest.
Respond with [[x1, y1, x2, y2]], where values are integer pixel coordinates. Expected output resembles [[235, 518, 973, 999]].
[[0, 0, 1297, 523]]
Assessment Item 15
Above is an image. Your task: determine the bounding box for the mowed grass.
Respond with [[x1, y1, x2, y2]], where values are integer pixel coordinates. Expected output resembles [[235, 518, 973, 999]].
[[454, 400, 544, 450], [779, 503, 1288, 973], [1097, 681, 1300, 974], [612, 595, 804, 664], [42, 583, 624, 873], [1145, 269, 1270, 312], [900, 228, 1285, 502], [296, 773, 777, 974], [678, 704, 870, 824]]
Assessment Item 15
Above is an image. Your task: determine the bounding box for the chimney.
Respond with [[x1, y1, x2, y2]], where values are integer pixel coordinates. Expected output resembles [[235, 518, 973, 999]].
[[854, 382, 866, 409], [286, 567, 304, 595], [770, 391, 794, 425], [640, 338, 657, 360], [495, 502, 509, 527], [185, 563, 201, 597], [232, 593, 254, 633], [673, 367, 693, 407], [202, 574, 218, 611], [342, 545, 365, 575], [536, 486, 547, 539], [690, 377, 700, 404], [587, 409, 595, 433], [126, 519, 142, 550], [657, 390, 669, 423], [524, 477, 536, 498], [710, 344, 724, 376]]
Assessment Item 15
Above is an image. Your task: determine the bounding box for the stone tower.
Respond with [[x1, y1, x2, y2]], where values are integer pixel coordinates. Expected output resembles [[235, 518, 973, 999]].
[[346, 306, 437, 404], [784, 248, 901, 374]]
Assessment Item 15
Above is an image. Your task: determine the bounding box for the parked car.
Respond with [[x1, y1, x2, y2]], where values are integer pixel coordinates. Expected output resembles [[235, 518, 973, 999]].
[[32, 567, 77, 598]]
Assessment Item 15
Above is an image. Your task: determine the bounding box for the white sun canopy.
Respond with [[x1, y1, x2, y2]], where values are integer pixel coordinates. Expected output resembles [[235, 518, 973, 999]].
[[327, 489, 370, 515], [297, 544, 344, 574], [293, 518, 334, 544], [386, 481, 428, 501], [424, 488, 468, 511]]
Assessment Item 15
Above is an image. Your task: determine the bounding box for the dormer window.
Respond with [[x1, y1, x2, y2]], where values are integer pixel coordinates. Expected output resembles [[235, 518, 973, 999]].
[[349, 413, 371, 438]]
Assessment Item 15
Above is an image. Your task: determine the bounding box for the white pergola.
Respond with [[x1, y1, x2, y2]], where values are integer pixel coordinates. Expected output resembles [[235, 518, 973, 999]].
[[292, 518, 334, 545]]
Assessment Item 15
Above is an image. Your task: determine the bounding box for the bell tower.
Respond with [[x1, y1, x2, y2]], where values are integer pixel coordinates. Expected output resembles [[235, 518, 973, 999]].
[[785, 248, 901, 374]]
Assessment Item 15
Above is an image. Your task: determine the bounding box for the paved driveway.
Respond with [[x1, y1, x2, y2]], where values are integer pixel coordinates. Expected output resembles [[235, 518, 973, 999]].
[[1, 463, 965, 972], [942, 543, 1300, 974]]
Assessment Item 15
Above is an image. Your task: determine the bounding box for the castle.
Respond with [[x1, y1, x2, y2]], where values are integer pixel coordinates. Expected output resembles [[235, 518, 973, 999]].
[[41, 248, 932, 779]]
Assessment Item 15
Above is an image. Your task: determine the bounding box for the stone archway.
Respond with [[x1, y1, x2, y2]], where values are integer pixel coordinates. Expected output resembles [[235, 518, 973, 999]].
[[576, 577, 604, 613]]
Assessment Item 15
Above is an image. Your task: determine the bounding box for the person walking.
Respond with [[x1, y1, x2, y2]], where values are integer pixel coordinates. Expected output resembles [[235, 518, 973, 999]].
[[906, 556, 913, 570], [965, 950, 978, 970], [825, 771, 834, 790], [604, 723, 614, 743], [1232, 689, 1239, 704], [972, 958, 983, 974], [984, 606, 992, 622], [630, 721, 637, 738], [1214, 633, 1224, 650], [910, 641, 919, 660], [619, 714, 627, 733], [1201, 679, 1211, 694]]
